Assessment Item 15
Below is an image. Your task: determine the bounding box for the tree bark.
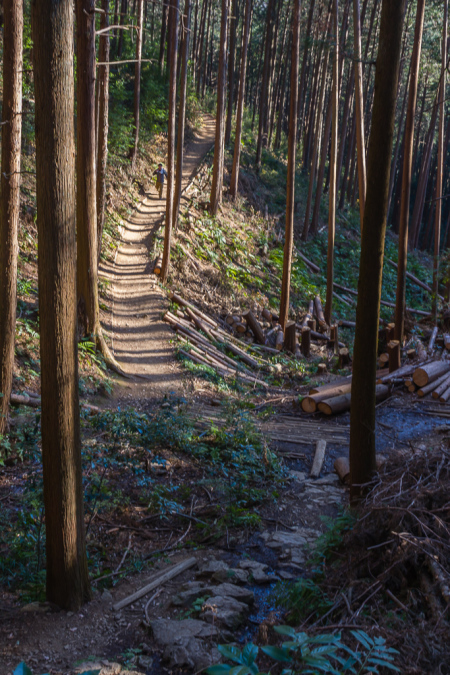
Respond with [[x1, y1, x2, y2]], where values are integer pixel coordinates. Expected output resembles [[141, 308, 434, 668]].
[[255, 0, 276, 169], [161, 0, 179, 283], [225, 0, 238, 144], [394, 0, 425, 343], [96, 0, 110, 266], [76, 0, 100, 338], [349, 0, 406, 502], [209, 0, 229, 215], [352, 0, 367, 228], [279, 0, 300, 329], [432, 0, 447, 319], [0, 0, 23, 435], [130, 0, 144, 168], [31, 0, 91, 610], [324, 0, 339, 326], [173, 0, 192, 230], [230, 0, 252, 199], [159, 0, 168, 75], [117, 0, 128, 57]]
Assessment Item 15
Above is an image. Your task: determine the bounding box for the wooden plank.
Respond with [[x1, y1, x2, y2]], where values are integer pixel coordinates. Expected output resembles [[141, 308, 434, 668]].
[[112, 557, 197, 611]]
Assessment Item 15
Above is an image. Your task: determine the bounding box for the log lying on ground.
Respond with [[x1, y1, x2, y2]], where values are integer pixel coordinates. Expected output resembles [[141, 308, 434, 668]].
[[339, 319, 356, 328], [301, 382, 352, 413], [10, 393, 41, 408], [170, 292, 217, 328], [378, 362, 420, 383], [318, 384, 389, 416], [154, 256, 163, 275], [310, 440, 327, 478], [243, 310, 265, 344], [439, 385, 450, 403], [275, 330, 284, 351], [113, 557, 197, 611], [333, 282, 430, 316], [413, 361, 450, 388], [296, 249, 320, 273], [385, 258, 444, 300], [432, 372, 450, 399], [308, 375, 353, 394], [417, 371, 450, 398]]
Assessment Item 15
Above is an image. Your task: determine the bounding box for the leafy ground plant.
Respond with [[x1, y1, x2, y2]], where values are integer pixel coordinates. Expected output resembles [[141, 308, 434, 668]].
[[207, 627, 400, 675]]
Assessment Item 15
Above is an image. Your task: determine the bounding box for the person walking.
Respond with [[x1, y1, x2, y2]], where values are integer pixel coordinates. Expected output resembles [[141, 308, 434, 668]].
[[153, 163, 168, 199]]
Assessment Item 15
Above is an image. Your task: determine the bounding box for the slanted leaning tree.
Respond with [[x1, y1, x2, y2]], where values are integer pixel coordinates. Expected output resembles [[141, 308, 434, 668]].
[[279, 0, 301, 329], [0, 0, 23, 434], [32, 0, 92, 609], [349, 0, 407, 502]]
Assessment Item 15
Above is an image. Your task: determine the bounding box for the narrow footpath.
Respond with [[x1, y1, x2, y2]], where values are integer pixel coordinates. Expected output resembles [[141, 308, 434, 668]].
[[102, 115, 215, 398]]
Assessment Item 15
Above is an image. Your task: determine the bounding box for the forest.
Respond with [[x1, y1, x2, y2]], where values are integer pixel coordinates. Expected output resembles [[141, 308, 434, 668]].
[[1, 0, 450, 673]]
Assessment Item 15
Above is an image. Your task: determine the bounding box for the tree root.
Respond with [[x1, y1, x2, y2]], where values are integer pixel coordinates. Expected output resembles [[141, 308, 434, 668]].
[[94, 328, 130, 378]]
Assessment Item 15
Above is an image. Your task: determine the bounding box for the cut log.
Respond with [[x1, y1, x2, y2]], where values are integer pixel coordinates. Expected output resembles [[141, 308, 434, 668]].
[[262, 308, 272, 321], [154, 256, 163, 275], [308, 374, 352, 394], [407, 349, 416, 360], [440, 385, 450, 403], [235, 322, 246, 333], [209, 329, 261, 368], [339, 319, 356, 328], [296, 249, 320, 273], [302, 299, 314, 327], [314, 295, 328, 331], [275, 330, 284, 351], [413, 361, 450, 388], [185, 307, 214, 340], [387, 340, 401, 373], [416, 340, 427, 360], [284, 322, 297, 353], [378, 363, 420, 383], [10, 393, 41, 408], [418, 371, 450, 398], [170, 293, 217, 328], [385, 258, 444, 299], [243, 310, 265, 344], [301, 382, 352, 413], [432, 372, 450, 399], [310, 440, 327, 478], [329, 325, 339, 355], [317, 363, 327, 375], [226, 315, 235, 325], [444, 334, 450, 351], [428, 326, 438, 353], [301, 326, 311, 357], [385, 323, 395, 342], [408, 384, 416, 393], [338, 348, 350, 368], [307, 318, 316, 332], [318, 384, 389, 415], [113, 557, 197, 611], [334, 456, 350, 483]]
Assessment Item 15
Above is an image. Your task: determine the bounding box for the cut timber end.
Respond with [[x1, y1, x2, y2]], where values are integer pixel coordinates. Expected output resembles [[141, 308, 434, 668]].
[[413, 361, 450, 388]]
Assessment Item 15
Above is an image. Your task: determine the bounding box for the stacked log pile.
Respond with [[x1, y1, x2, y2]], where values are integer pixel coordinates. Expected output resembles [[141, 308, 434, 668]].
[[164, 293, 270, 387]]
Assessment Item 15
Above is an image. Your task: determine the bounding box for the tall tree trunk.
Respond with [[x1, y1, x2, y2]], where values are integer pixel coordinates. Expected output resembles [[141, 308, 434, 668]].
[[256, 0, 276, 169], [297, 0, 316, 143], [432, 0, 447, 318], [209, 0, 229, 215], [117, 0, 128, 57], [394, 0, 425, 343], [352, 0, 367, 228], [324, 0, 339, 326], [173, 0, 192, 228], [159, 0, 168, 75], [225, 0, 238, 144], [31, 0, 91, 610], [230, 0, 252, 199], [279, 0, 300, 329], [130, 0, 144, 167], [302, 42, 331, 241], [97, 0, 110, 265], [76, 0, 100, 338], [349, 0, 407, 502], [0, 0, 23, 435], [161, 0, 179, 282], [410, 93, 439, 249]]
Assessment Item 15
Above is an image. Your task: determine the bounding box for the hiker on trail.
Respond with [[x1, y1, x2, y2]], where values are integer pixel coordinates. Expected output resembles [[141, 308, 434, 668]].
[[153, 163, 168, 199]]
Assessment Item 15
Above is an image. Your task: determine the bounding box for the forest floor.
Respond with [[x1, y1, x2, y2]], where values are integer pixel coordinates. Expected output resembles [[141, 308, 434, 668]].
[[2, 117, 450, 675]]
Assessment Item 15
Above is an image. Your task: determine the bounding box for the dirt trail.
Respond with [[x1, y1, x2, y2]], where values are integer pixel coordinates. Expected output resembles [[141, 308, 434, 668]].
[[101, 116, 215, 398]]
